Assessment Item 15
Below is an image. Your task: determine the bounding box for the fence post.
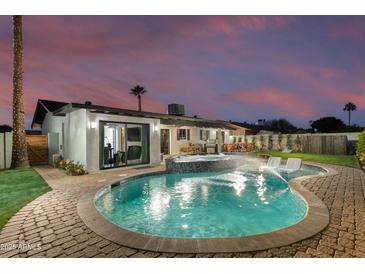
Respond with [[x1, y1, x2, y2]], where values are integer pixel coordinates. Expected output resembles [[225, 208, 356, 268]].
[[3, 132, 6, 169]]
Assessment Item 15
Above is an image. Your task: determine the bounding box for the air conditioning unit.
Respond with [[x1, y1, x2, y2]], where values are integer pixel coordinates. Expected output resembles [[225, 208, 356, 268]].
[[168, 104, 185, 116]]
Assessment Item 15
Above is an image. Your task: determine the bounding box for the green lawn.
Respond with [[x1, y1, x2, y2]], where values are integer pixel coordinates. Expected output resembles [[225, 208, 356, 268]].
[[257, 150, 358, 168], [0, 168, 51, 230]]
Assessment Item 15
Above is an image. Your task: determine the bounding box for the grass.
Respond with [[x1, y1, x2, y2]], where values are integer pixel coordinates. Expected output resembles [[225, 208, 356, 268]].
[[256, 150, 358, 168], [0, 168, 51, 230]]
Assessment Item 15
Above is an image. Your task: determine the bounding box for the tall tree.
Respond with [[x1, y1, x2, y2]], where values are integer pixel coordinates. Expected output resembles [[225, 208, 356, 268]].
[[130, 85, 147, 111], [310, 116, 345, 133], [264, 118, 297, 133], [11, 15, 29, 168], [343, 102, 357, 126]]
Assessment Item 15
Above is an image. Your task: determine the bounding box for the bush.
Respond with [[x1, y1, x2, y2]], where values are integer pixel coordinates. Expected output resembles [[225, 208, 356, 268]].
[[246, 142, 254, 152], [294, 135, 301, 152], [356, 130, 365, 166], [286, 134, 293, 149], [268, 135, 273, 150], [54, 159, 67, 169], [251, 136, 257, 150], [65, 161, 87, 176], [54, 159, 87, 176], [277, 133, 283, 150], [259, 135, 265, 151]]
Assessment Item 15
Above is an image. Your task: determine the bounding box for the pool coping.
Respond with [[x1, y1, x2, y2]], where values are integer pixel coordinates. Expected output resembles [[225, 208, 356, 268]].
[[77, 163, 335, 253]]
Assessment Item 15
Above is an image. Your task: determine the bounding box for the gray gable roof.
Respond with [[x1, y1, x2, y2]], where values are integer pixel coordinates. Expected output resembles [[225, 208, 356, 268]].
[[32, 99, 244, 130]]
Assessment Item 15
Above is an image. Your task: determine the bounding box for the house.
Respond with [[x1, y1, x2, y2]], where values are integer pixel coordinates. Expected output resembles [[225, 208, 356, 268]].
[[31, 99, 246, 171]]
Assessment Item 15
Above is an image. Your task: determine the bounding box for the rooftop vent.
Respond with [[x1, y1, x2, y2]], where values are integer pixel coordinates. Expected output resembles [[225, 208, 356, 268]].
[[85, 101, 92, 106], [168, 104, 185, 116]]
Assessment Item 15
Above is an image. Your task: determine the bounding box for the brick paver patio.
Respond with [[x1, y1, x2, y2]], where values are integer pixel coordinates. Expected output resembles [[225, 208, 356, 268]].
[[0, 164, 364, 258]]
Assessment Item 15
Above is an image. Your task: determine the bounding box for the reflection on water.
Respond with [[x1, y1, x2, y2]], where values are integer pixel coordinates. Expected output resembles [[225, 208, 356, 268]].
[[256, 174, 268, 204], [102, 193, 114, 212]]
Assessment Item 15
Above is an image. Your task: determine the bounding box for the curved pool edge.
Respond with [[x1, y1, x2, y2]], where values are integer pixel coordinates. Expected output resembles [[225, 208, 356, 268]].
[[77, 163, 335, 253]]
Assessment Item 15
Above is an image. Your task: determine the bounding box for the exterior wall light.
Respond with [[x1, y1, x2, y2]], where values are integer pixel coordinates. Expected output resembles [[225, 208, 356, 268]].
[[90, 121, 97, 129]]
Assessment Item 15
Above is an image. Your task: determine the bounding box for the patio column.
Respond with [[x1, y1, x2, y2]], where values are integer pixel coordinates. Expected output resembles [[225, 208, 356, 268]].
[[217, 128, 222, 154]]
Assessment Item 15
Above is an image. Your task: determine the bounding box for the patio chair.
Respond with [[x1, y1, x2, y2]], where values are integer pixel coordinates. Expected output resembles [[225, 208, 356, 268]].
[[282, 147, 292, 153], [262, 156, 282, 170], [280, 158, 302, 173]]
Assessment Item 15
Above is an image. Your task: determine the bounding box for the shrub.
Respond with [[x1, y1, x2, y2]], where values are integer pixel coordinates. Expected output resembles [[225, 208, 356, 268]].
[[54, 159, 87, 176], [277, 133, 283, 150], [286, 134, 293, 149], [246, 142, 254, 152], [54, 159, 67, 169], [252, 136, 257, 150], [267, 134, 274, 150], [259, 135, 265, 151], [294, 135, 301, 152], [356, 130, 365, 166], [65, 161, 87, 176]]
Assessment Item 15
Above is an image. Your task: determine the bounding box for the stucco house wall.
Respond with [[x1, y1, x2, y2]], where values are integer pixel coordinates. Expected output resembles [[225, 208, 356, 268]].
[[42, 113, 66, 161], [64, 109, 88, 166]]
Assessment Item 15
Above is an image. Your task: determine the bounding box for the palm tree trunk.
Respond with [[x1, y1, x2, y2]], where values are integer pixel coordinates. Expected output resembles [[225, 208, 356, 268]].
[[138, 95, 141, 111], [11, 15, 29, 168], [348, 111, 351, 126]]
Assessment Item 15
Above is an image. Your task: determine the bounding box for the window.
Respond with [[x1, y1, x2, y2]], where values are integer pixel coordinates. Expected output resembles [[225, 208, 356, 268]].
[[177, 129, 190, 140], [200, 129, 210, 141], [214, 131, 226, 143]]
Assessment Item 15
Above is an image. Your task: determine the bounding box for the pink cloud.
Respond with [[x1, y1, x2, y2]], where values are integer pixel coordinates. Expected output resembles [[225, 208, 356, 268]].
[[330, 18, 365, 42], [319, 67, 346, 79], [231, 87, 317, 119], [326, 88, 365, 109], [212, 16, 294, 35]]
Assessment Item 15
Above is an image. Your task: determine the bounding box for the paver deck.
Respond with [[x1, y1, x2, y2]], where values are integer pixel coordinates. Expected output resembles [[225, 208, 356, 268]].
[[1, 164, 364, 258]]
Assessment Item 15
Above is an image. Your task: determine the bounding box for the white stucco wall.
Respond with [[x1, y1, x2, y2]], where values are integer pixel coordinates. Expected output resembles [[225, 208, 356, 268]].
[[42, 113, 66, 161], [86, 112, 161, 171], [63, 109, 88, 166]]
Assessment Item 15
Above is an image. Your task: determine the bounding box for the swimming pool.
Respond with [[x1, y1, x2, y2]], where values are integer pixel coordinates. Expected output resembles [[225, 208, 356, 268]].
[[94, 164, 325, 238]]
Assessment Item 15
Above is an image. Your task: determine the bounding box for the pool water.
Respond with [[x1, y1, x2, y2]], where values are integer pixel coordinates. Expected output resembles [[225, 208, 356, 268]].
[[95, 165, 325, 238]]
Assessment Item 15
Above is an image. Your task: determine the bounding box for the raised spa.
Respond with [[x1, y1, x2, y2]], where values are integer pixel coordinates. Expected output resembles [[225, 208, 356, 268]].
[[165, 154, 247, 173], [95, 163, 325, 238]]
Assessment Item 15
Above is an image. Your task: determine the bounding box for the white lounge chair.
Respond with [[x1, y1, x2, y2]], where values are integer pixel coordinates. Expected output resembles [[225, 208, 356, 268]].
[[281, 148, 292, 154], [280, 158, 302, 173], [262, 156, 282, 170]]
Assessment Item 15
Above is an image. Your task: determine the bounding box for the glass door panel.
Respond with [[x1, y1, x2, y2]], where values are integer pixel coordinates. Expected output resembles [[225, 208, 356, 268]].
[[102, 123, 126, 168], [101, 121, 149, 169]]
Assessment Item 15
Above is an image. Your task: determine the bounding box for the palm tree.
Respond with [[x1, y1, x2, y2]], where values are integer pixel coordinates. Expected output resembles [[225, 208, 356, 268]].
[[11, 15, 29, 168], [343, 102, 357, 126], [130, 85, 147, 111]]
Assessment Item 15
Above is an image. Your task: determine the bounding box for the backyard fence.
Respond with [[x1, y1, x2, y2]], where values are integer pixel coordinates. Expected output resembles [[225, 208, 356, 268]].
[[26, 135, 49, 166], [0, 131, 12, 169], [301, 135, 347, 155], [243, 132, 360, 155]]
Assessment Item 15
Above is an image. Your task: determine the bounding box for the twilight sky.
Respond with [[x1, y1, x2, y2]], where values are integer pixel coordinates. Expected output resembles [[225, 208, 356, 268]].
[[0, 16, 364, 128]]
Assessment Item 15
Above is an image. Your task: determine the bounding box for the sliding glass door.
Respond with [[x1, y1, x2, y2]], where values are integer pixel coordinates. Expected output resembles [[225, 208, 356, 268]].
[[100, 121, 150, 169]]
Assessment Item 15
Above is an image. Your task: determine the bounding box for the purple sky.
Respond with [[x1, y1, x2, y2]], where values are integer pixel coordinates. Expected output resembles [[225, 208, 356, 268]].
[[0, 16, 364, 128]]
